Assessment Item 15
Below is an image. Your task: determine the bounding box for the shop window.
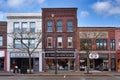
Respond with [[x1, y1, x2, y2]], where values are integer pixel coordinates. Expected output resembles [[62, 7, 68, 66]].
[[57, 37, 62, 48], [57, 20, 62, 32], [47, 37, 53, 48], [110, 39, 115, 50], [67, 37, 73, 48], [96, 39, 107, 50], [13, 22, 19, 32], [47, 20, 52, 32]]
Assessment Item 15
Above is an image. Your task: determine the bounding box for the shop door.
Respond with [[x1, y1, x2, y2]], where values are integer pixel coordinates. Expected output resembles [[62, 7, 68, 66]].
[[103, 60, 109, 71], [21, 58, 29, 69], [90, 59, 94, 70], [0, 58, 4, 71], [33, 58, 39, 72]]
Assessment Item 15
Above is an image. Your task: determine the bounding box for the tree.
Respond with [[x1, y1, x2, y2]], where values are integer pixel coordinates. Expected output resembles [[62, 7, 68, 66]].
[[8, 29, 42, 74], [79, 31, 106, 73]]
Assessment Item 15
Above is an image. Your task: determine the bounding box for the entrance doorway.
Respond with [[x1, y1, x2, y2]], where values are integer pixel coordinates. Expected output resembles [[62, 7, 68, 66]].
[[0, 58, 4, 71]]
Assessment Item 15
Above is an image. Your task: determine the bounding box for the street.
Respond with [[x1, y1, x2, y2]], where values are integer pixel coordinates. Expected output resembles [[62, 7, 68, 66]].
[[0, 75, 120, 80]]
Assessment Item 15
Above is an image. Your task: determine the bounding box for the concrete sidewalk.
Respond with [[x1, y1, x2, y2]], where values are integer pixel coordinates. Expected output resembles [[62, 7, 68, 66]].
[[0, 71, 120, 76]]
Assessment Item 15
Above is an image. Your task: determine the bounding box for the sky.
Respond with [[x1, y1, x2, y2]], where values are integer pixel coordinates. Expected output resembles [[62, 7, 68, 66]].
[[0, 0, 120, 27]]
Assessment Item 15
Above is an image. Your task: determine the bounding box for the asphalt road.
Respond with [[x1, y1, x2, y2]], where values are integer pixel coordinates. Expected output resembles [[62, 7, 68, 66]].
[[0, 75, 120, 80]]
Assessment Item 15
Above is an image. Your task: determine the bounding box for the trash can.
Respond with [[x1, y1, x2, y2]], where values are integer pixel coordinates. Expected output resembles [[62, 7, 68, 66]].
[[21, 67, 27, 74]]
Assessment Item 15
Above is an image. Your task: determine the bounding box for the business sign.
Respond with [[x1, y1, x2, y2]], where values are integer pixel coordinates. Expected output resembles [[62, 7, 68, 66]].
[[10, 52, 39, 58], [45, 53, 74, 58], [89, 53, 99, 59]]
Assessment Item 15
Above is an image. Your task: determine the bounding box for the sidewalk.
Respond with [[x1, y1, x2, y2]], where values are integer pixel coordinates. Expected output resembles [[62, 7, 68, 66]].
[[0, 71, 120, 76]]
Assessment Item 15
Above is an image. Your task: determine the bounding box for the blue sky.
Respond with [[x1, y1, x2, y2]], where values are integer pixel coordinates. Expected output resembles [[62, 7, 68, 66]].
[[0, 0, 120, 27]]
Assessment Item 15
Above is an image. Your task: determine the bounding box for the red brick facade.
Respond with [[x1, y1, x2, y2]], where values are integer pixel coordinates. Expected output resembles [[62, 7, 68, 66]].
[[77, 27, 117, 71], [0, 21, 7, 71], [42, 8, 78, 71]]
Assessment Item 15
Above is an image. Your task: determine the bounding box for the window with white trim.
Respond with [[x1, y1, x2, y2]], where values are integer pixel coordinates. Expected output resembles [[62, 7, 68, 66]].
[[22, 22, 27, 33], [57, 37, 62, 48], [67, 37, 73, 48], [30, 22, 35, 32], [47, 37, 52, 48], [14, 22, 19, 32]]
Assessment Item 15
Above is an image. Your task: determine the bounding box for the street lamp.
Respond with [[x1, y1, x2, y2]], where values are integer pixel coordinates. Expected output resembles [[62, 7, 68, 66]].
[[51, 14, 58, 74]]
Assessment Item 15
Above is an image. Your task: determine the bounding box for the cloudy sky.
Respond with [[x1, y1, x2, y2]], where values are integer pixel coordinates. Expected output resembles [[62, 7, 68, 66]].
[[0, 0, 120, 27]]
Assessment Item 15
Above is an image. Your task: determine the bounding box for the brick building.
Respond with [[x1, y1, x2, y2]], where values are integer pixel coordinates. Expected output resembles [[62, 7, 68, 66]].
[[0, 21, 7, 71], [77, 27, 117, 71], [42, 8, 78, 71]]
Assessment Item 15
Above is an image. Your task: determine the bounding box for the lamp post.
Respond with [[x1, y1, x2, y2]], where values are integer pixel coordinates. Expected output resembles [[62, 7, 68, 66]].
[[51, 14, 58, 74]]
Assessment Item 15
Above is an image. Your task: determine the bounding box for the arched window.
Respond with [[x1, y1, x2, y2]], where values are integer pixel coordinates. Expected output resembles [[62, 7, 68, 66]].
[[57, 20, 62, 32], [47, 20, 52, 32], [67, 20, 73, 32]]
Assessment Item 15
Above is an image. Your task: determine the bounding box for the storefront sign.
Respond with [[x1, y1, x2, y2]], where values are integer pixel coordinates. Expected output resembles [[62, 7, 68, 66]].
[[10, 52, 39, 58], [45, 53, 74, 58], [89, 53, 99, 59]]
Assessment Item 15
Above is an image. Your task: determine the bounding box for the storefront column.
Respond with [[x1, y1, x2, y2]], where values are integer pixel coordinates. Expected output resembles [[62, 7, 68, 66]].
[[108, 51, 111, 71]]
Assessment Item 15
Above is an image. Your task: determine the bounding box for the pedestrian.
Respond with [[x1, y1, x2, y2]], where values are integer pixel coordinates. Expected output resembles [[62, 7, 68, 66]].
[[13, 64, 19, 73]]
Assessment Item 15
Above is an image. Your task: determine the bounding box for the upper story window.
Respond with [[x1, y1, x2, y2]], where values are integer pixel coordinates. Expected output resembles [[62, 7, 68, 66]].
[[14, 22, 19, 32], [14, 39, 35, 48], [57, 37, 62, 48], [14, 39, 21, 48], [67, 20, 73, 32], [67, 37, 73, 48], [80, 39, 92, 50], [47, 21, 52, 32], [110, 39, 115, 50], [30, 22, 35, 32], [22, 22, 27, 33], [96, 39, 107, 50], [0, 36, 3, 46], [47, 37, 53, 48], [57, 20, 62, 32]]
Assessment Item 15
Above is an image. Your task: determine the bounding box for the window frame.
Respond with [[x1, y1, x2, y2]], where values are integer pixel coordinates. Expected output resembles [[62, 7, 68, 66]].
[[57, 37, 62, 48], [67, 20, 73, 32], [47, 37, 53, 48], [67, 37, 73, 48], [13, 22, 19, 32], [0, 36, 3, 46], [22, 22, 27, 33], [57, 20, 62, 32], [30, 22, 35, 32], [47, 20, 53, 32]]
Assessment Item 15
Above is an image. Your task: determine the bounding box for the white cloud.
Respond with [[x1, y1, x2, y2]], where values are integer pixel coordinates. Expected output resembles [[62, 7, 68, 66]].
[[92, 0, 120, 16], [7, 0, 45, 8], [7, 0, 26, 8], [80, 11, 89, 17], [0, 12, 6, 21], [92, 1, 111, 13]]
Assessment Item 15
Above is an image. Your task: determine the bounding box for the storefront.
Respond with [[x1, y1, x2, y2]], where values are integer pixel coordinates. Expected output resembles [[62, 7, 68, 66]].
[[79, 53, 116, 71], [9, 52, 42, 72], [0, 51, 6, 71], [44, 52, 75, 71]]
